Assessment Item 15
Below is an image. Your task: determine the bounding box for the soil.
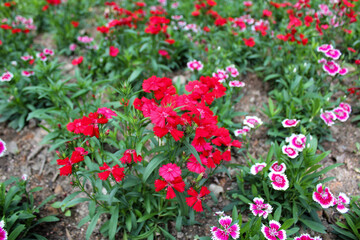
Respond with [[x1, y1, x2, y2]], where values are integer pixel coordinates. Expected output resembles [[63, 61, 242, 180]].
[[1, 71, 359, 239]]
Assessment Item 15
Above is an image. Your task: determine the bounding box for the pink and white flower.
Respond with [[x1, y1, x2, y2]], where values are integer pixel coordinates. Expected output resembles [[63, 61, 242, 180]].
[[282, 145, 299, 159], [322, 61, 340, 76], [21, 70, 35, 77], [250, 163, 266, 175], [285, 134, 306, 151], [213, 69, 229, 83], [332, 107, 350, 122], [339, 102, 351, 113], [21, 55, 33, 61], [334, 193, 350, 213], [0, 220, 7, 240], [249, 197, 273, 219], [171, 2, 179, 9], [234, 126, 250, 136], [268, 172, 289, 191], [0, 72, 13, 82], [229, 81, 245, 87], [317, 44, 333, 53], [36, 52, 47, 61], [318, 58, 327, 64], [0, 139, 6, 157], [282, 119, 300, 128], [270, 162, 286, 174], [226, 65, 239, 77], [294, 233, 322, 240], [324, 49, 341, 60], [338, 68, 348, 75], [243, 116, 262, 128], [313, 183, 335, 208], [77, 36, 94, 43], [320, 111, 336, 126], [187, 60, 203, 71], [43, 48, 55, 56], [261, 220, 286, 240], [211, 216, 240, 240]]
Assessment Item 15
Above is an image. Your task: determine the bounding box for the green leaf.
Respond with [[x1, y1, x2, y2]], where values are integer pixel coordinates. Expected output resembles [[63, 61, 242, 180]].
[[86, 212, 101, 240], [184, 140, 202, 166], [176, 215, 182, 232], [131, 227, 156, 240], [232, 206, 238, 221], [109, 206, 119, 240], [331, 224, 357, 239], [142, 154, 166, 182], [37, 215, 59, 224], [286, 227, 300, 236], [232, 194, 251, 204], [280, 218, 295, 230], [274, 206, 282, 221], [158, 226, 176, 240], [8, 224, 26, 240], [128, 68, 143, 83], [344, 214, 360, 239], [126, 214, 132, 232], [299, 219, 326, 233]]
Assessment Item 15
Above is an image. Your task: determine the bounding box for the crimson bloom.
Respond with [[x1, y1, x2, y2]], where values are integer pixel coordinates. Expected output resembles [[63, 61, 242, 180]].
[[109, 46, 119, 57], [243, 37, 255, 47], [57, 150, 85, 176], [154, 176, 185, 199], [72, 56, 83, 65], [98, 163, 125, 182], [71, 21, 79, 28], [159, 163, 181, 182], [120, 149, 143, 164], [186, 186, 211, 212]]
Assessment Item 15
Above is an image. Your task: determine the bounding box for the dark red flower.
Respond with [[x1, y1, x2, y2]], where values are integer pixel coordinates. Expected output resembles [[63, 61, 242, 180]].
[[71, 21, 79, 28]]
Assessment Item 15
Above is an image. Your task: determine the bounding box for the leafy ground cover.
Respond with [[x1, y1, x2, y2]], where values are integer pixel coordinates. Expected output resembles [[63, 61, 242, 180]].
[[1, 0, 360, 239]]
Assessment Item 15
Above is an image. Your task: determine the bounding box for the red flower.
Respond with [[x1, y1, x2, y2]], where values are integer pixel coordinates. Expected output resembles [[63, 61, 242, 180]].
[[158, 49, 170, 59], [304, 15, 313, 27], [355, 59, 360, 65], [243, 37, 255, 47], [98, 163, 125, 182], [186, 186, 211, 212], [120, 149, 143, 164], [57, 150, 85, 176], [165, 39, 175, 44], [71, 21, 79, 28], [207, 0, 217, 6], [42, 5, 49, 11], [154, 176, 185, 199], [192, 10, 200, 17], [97, 26, 109, 34], [109, 46, 119, 57], [46, 0, 61, 5], [72, 56, 83, 65], [263, 9, 272, 17], [203, 26, 210, 32]]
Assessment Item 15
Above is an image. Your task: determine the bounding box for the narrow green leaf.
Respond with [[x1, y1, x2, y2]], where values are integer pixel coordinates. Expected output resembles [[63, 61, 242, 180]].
[[142, 154, 166, 182]]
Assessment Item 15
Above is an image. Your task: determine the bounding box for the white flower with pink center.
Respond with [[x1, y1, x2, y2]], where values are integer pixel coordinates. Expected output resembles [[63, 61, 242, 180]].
[[249, 197, 273, 219], [43, 48, 55, 56], [171, 15, 183, 20], [322, 61, 340, 76], [171, 2, 179, 9], [270, 161, 286, 174], [250, 163, 266, 175], [234, 126, 250, 136], [295, 234, 322, 240], [332, 107, 349, 122], [282, 145, 299, 159], [0, 139, 6, 157], [210, 216, 240, 240], [21, 70, 35, 77], [268, 172, 289, 191], [226, 65, 239, 77], [313, 183, 335, 208], [318, 58, 326, 64], [338, 68, 348, 75], [1, 72, 14, 82], [334, 193, 350, 213], [36, 52, 47, 61], [229, 81, 245, 87], [261, 220, 286, 240], [320, 111, 336, 126], [22, 174, 28, 181], [282, 119, 300, 128], [339, 102, 351, 113], [286, 134, 306, 151], [21, 55, 33, 61], [317, 44, 333, 53], [187, 60, 203, 71], [213, 69, 229, 82], [324, 49, 341, 60], [243, 116, 262, 128]]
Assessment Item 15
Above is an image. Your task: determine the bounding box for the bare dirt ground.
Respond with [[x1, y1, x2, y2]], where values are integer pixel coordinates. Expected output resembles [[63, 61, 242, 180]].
[[0, 72, 359, 239]]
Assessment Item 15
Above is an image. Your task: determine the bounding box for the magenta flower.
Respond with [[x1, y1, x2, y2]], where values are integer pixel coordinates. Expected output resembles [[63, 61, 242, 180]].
[[234, 126, 250, 136], [97, 107, 117, 119], [333, 107, 350, 122], [229, 81, 245, 87], [261, 220, 286, 240], [0, 220, 7, 240], [21, 70, 35, 77], [250, 163, 266, 175], [313, 184, 335, 208], [282, 145, 299, 159], [334, 193, 350, 213], [243, 116, 262, 128], [159, 163, 181, 181], [270, 162, 286, 174], [0, 72, 13, 82], [285, 134, 306, 151], [269, 172, 289, 191], [187, 60, 203, 71], [338, 68, 348, 75], [210, 216, 240, 240], [43, 48, 55, 56], [294, 233, 322, 240], [0, 139, 6, 157], [250, 197, 273, 219], [339, 102, 351, 114], [324, 49, 341, 60], [282, 119, 300, 128], [320, 111, 336, 126], [317, 44, 333, 53], [322, 61, 340, 76]]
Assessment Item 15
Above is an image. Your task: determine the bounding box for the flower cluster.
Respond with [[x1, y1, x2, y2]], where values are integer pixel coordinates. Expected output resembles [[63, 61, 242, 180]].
[[317, 44, 348, 76], [313, 183, 350, 213], [268, 161, 289, 191], [320, 102, 351, 126], [249, 197, 273, 219], [282, 133, 308, 159], [210, 215, 240, 240]]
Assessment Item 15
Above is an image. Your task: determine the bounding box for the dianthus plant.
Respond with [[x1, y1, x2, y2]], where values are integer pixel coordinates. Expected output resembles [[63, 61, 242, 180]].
[[54, 75, 241, 239]]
